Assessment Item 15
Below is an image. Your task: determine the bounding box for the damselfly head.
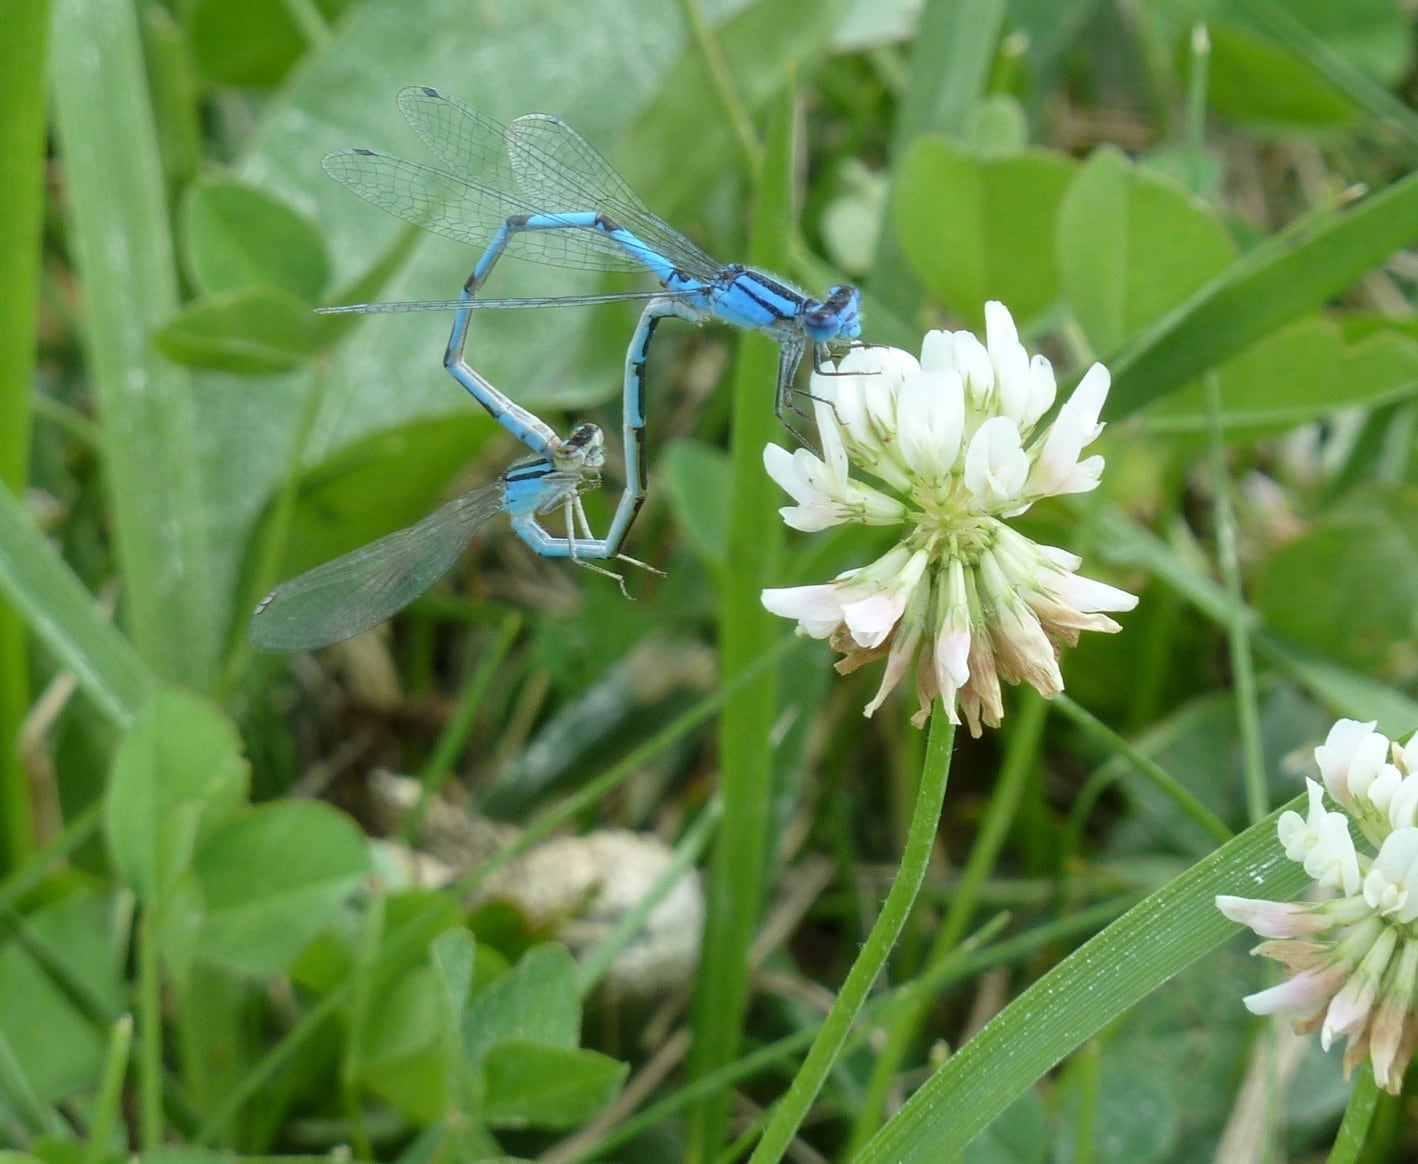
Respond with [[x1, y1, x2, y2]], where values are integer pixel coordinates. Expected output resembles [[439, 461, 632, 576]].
[[804, 284, 863, 343], [555, 422, 607, 473]]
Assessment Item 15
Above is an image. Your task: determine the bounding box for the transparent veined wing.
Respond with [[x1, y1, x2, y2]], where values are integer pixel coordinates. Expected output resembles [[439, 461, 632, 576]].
[[507, 112, 721, 283], [394, 86, 721, 282], [248, 479, 552, 652], [322, 147, 656, 274]]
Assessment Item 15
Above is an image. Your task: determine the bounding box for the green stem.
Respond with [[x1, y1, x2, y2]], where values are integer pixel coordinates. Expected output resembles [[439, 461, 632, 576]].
[[1183, 21, 1211, 197], [544, 900, 1131, 1164], [1071, 1041, 1100, 1164], [685, 84, 792, 1160], [0, 801, 101, 917], [137, 910, 164, 1150], [221, 360, 332, 692], [1328, 1067, 1381, 1164], [1205, 372, 1266, 823], [339, 893, 383, 1161], [280, 0, 330, 50], [86, 1015, 134, 1164], [1054, 692, 1232, 846], [0, 0, 51, 870], [868, 0, 1006, 318], [847, 693, 1043, 1154], [748, 711, 956, 1163]]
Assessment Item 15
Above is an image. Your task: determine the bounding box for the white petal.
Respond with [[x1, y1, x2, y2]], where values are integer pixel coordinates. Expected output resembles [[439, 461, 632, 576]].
[[984, 300, 1019, 351], [843, 592, 906, 648], [1028, 363, 1111, 496], [843, 548, 929, 647], [826, 373, 872, 451], [1366, 828, 1418, 922], [1390, 774, 1418, 831], [763, 443, 815, 504], [1275, 808, 1308, 859], [779, 502, 844, 533], [851, 480, 910, 525], [836, 342, 919, 381], [896, 368, 964, 481], [1046, 571, 1139, 614], [1322, 957, 1385, 1046], [1398, 730, 1418, 775], [953, 331, 994, 407], [918, 328, 957, 374], [815, 403, 852, 482], [863, 618, 922, 717], [1019, 354, 1057, 430], [1315, 719, 1385, 809], [963, 416, 1029, 508], [1065, 362, 1110, 435], [1369, 763, 1404, 814], [761, 584, 844, 638], [1307, 809, 1362, 895], [1242, 964, 1347, 1017], [934, 622, 971, 688], [985, 302, 1033, 424], [1035, 542, 1082, 571], [1277, 779, 1326, 862], [1215, 895, 1330, 938]]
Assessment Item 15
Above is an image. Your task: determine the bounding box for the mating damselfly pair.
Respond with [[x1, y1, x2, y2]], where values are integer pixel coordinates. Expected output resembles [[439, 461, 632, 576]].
[[248, 86, 863, 652]]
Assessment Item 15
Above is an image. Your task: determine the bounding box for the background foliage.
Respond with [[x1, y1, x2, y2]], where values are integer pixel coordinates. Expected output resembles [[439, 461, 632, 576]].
[[3, 0, 1418, 1160]]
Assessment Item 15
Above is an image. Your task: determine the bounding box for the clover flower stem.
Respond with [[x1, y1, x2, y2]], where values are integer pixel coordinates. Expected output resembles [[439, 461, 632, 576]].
[[137, 910, 163, 1150], [850, 689, 1047, 1155], [1333, 1066, 1382, 1155], [748, 711, 956, 1164]]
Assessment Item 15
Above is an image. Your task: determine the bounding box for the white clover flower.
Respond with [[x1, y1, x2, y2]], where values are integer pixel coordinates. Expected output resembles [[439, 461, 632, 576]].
[[1218, 720, 1418, 1094], [760, 302, 1137, 734]]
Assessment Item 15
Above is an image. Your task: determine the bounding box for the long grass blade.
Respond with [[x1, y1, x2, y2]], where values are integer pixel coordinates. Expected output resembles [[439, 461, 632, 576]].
[[51, 0, 221, 688]]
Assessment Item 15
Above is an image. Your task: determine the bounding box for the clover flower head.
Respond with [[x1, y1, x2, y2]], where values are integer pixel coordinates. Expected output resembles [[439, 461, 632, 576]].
[[760, 302, 1136, 734], [1218, 719, 1418, 1094]]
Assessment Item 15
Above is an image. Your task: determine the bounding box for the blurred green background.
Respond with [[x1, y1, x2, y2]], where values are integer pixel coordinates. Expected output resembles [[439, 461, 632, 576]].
[[5, 0, 1418, 1160]]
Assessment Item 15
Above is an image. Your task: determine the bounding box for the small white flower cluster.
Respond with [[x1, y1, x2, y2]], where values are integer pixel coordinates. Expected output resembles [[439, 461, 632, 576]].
[[1218, 718, 1418, 1093], [761, 302, 1137, 733]]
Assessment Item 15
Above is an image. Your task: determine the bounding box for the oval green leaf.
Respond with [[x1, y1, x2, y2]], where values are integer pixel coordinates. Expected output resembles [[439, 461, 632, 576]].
[[183, 175, 330, 300], [1058, 146, 1237, 356], [104, 687, 249, 904], [154, 287, 322, 374], [1254, 487, 1418, 681], [892, 137, 1075, 330], [191, 800, 369, 975], [483, 1040, 627, 1130]]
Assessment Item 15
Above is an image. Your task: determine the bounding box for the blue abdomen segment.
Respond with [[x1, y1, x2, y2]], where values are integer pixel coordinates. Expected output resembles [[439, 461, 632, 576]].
[[473, 210, 682, 289]]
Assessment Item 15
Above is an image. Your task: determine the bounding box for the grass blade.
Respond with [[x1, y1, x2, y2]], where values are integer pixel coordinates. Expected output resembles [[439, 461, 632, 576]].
[[685, 83, 794, 1158], [51, 0, 221, 688], [1107, 171, 1418, 416], [856, 805, 1308, 1162], [0, 0, 52, 868], [0, 485, 154, 729]]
